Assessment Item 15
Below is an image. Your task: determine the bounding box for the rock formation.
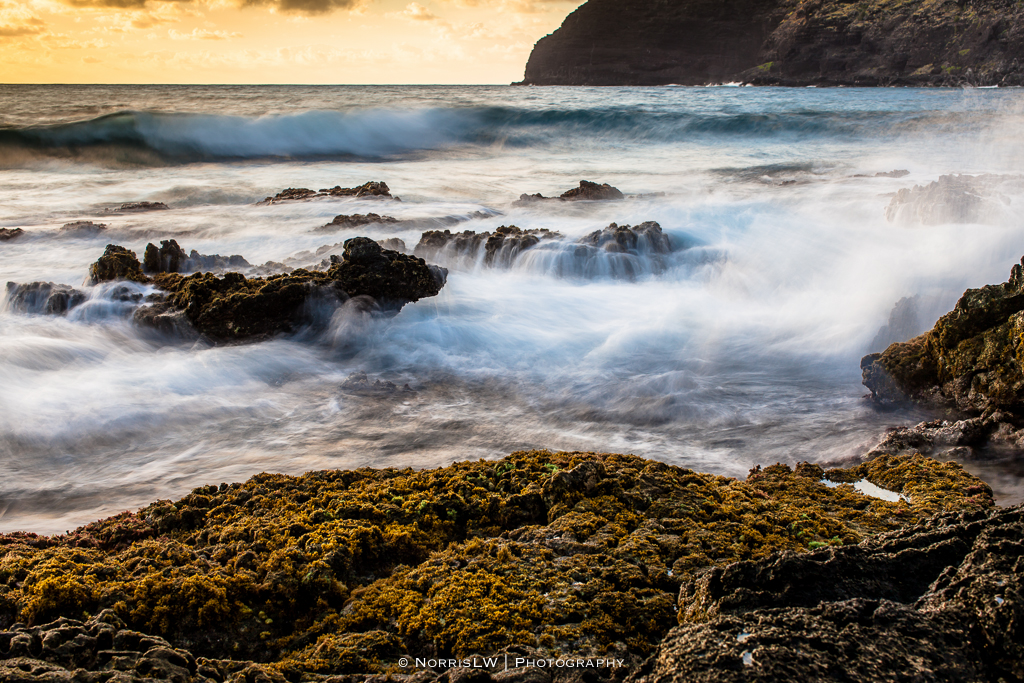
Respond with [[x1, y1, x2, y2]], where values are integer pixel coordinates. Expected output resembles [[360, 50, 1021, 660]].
[[414, 226, 561, 267], [0, 450, 993, 681], [634, 502, 1021, 682], [4, 282, 87, 315], [317, 213, 399, 232], [0, 228, 24, 242], [513, 180, 624, 205], [142, 240, 251, 275], [521, 0, 1024, 86], [115, 202, 169, 212], [885, 174, 1015, 226], [259, 181, 395, 205]]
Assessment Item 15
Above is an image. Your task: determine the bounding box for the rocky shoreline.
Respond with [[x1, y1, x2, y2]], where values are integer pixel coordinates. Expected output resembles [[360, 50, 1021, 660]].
[[0, 447, 1013, 682]]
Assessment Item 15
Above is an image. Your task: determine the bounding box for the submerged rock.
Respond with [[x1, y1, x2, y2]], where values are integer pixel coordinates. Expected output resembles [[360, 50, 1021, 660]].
[[4, 282, 87, 315], [415, 226, 560, 267], [0, 450, 991, 676], [115, 201, 169, 213], [513, 180, 624, 205], [317, 213, 399, 232], [259, 181, 395, 205], [0, 228, 25, 242], [58, 221, 107, 237], [635, 502, 1021, 683], [579, 221, 671, 254]]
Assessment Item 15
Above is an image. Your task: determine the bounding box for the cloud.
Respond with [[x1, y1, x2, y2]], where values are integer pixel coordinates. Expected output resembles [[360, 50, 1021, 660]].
[[0, 24, 44, 36], [168, 27, 241, 39], [396, 2, 439, 21], [240, 0, 363, 16], [63, 0, 192, 7]]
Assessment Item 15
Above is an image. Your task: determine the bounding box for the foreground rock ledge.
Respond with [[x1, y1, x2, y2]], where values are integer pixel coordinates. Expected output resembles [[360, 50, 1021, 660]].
[[0, 450, 995, 681]]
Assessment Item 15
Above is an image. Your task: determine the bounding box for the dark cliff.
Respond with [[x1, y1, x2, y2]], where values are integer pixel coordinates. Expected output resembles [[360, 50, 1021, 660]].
[[521, 0, 1024, 86]]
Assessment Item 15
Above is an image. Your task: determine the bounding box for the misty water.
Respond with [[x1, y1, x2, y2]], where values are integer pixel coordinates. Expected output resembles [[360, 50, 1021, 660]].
[[3, 84, 1024, 534]]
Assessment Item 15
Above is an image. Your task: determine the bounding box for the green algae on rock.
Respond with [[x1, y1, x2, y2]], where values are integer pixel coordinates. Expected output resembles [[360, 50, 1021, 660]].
[[0, 451, 992, 677], [862, 254, 1024, 418], [88, 244, 149, 285]]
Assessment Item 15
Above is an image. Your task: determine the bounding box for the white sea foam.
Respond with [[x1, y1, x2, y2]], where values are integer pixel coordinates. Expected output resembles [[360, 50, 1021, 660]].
[[2, 85, 1024, 532]]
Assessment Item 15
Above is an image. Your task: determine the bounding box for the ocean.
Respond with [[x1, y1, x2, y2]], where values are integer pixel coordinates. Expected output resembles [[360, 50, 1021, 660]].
[[2, 84, 1023, 534]]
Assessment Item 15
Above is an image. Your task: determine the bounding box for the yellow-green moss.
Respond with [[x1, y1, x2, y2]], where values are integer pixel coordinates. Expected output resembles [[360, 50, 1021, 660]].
[[0, 450, 992, 674]]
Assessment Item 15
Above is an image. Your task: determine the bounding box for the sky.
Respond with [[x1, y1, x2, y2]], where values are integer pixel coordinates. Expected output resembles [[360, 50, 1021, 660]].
[[0, 0, 579, 83]]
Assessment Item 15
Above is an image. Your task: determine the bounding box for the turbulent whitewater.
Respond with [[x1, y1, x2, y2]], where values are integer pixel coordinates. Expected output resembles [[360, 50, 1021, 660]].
[[2, 84, 1024, 533]]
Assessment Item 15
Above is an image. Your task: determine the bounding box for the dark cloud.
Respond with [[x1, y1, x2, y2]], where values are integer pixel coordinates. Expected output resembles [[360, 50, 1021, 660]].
[[242, 0, 362, 16]]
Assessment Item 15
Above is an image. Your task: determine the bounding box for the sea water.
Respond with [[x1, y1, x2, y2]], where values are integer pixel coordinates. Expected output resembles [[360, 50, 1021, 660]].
[[2, 84, 1023, 533]]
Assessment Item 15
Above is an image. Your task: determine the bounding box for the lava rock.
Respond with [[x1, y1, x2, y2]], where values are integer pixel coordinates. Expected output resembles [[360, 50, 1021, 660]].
[[0, 228, 25, 241], [513, 181, 623, 205], [318, 213, 400, 232], [260, 182, 395, 205], [58, 221, 107, 237]]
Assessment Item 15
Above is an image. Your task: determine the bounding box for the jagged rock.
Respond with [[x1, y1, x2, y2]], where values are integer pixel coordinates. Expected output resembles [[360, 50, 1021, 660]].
[[88, 245, 149, 285], [513, 181, 623, 205], [58, 221, 107, 237], [885, 174, 1012, 225], [635, 504, 1022, 683], [414, 226, 560, 267], [115, 202, 169, 213], [0, 228, 25, 241], [137, 237, 446, 341], [520, 0, 1024, 87], [259, 182, 395, 205], [142, 240, 250, 274], [578, 222, 671, 254], [862, 253, 1024, 417], [4, 282, 87, 315], [875, 170, 910, 178], [317, 213, 400, 232]]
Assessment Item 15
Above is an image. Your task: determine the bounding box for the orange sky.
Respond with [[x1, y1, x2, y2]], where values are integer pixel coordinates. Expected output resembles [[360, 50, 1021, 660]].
[[0, 0, 578, 83]]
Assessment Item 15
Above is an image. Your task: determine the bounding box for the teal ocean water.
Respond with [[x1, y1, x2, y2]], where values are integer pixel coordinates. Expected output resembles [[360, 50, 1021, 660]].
[[2, 85, 1023, 532]]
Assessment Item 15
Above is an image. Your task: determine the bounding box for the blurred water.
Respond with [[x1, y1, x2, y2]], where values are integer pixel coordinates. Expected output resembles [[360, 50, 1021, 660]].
[[2, 85, 1024, 533]]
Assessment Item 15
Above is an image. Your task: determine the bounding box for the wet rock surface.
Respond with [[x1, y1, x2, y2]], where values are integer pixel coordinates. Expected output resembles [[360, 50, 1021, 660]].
[[634, 503, 1022, 683], [578, 222, 670, 255], [521, 0, 1024, 87], [89, 245, 149, 285], [143, 239, 251, 275], [318, 213, 400, 232], [58, 221, 107, 237], [138, 237, 446, 340], [115, 202, 169, 213], [0, 451, 991, 679], [414, 226, 561, 267], [513, 181, 624, 205], [862, 253, 1024, 421], [260, 182, 395, 205], [0, 228, 25, 241], [4, 282, 87, 315]]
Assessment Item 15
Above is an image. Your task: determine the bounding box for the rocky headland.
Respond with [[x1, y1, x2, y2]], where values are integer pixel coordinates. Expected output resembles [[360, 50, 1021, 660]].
[[520, 0, 1024, 86]]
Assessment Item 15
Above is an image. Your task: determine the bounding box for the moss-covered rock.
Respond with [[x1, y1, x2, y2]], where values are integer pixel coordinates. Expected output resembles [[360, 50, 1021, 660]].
[[88, 244, 149, 285], [862, 254, 1024, 417], [76, 237, 447, 341], [0, 450, 991, 676]]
